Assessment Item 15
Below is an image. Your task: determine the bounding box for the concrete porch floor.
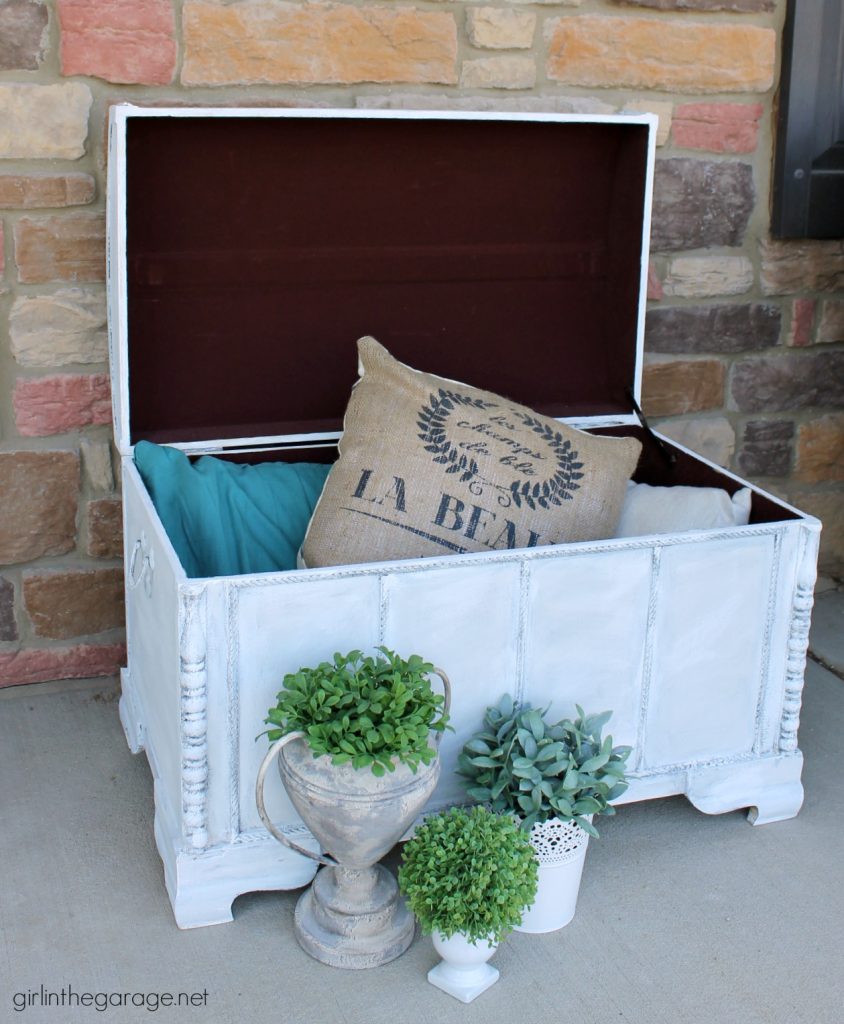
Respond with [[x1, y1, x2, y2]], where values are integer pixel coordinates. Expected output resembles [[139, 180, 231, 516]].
[[2, 587, 843, 1024]]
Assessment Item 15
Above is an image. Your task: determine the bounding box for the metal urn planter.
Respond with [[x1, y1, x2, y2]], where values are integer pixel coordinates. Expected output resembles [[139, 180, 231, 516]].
[[256, 671, 451, 969]]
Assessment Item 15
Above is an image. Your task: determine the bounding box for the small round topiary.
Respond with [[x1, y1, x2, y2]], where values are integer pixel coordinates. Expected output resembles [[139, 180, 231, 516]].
[[398, 805, 538, 945], [262, 647, 450, 776]]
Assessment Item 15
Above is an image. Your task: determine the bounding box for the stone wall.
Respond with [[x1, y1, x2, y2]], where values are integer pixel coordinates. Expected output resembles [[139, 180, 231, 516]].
[[0, 0, 841, 687]]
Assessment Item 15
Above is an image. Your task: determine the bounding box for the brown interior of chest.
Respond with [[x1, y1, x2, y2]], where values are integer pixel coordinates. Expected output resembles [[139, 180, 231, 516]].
[[125, 114, 647, 444], [596, 426, 798, 524], [125, 112, 798, 531], [210, 428, 798, 526]]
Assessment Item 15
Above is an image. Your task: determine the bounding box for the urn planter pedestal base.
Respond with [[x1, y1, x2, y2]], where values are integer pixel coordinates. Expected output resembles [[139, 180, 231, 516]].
[[256, 718, 446, 969], [294, 864, 416, 969]]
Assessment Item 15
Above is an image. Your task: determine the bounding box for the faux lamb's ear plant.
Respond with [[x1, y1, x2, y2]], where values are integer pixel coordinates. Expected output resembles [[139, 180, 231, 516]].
[[260, 647, 450, 777], [457, 695, 631, 837]]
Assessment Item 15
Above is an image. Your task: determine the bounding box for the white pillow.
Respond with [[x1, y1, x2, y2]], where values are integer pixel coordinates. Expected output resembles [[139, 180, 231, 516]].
[[614, 483, 751, 538]]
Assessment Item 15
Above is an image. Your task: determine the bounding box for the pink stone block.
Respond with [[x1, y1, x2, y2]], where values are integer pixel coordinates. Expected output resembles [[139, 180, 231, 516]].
[[673, 103, 763, 154], [789, 298, 816, 347], [14, 373, 112, 437], [647, 261, 663, 300], [0, 643, 126, 688], [58, 0, 176, 85]]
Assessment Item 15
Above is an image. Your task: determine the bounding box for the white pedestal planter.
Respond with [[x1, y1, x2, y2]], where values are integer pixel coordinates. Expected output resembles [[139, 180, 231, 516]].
[[516, 818, 590, 934], [428, 932, 499, 1003]]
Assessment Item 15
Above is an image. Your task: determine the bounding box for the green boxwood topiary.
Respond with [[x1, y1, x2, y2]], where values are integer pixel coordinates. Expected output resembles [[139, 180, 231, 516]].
[[457, 695, 631, 837], [261, 647, 450, 776], [398, 805, 538, 945]]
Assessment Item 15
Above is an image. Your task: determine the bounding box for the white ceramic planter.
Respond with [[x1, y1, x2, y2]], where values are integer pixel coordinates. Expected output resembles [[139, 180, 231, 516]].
[[516, 818, 590, 934], [428, 932, 499, 1003]]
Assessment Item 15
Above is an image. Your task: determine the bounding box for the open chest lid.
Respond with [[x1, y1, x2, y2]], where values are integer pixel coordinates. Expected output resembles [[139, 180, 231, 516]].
[[107, 106, 656, 456]]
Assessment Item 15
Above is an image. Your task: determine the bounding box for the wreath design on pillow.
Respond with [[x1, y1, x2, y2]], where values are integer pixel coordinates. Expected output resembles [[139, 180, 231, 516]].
[[417, 389, 584, 510]]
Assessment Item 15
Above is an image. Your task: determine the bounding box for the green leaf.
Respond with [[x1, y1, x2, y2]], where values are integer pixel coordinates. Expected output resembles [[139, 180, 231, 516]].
[[580, 753, 610, 772], [467, 786, 492, 802], [525, 710, 545, 741], [491, 775, 510, 800], [464, 738, 493, 756], [550, 796, 572, 816], [469, 756, 501, 768]]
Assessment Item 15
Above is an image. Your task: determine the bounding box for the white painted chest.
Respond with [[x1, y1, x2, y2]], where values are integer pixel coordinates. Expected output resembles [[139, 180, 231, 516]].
[[107, 106, 819, 928]]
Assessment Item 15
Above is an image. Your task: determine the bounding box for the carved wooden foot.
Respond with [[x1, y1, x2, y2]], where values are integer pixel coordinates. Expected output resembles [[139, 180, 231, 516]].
[[685, 752, 804, 825]]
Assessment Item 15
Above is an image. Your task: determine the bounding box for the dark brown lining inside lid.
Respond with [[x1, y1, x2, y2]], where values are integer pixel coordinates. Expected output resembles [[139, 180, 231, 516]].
[[125, 115, 649, 445]]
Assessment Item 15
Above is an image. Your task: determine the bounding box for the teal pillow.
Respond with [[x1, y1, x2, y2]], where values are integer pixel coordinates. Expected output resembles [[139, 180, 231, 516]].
[[134, 441, 332, 578]]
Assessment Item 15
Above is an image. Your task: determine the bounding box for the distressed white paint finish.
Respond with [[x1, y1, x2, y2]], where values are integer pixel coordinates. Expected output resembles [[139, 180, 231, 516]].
[[234, 575, 381, 832], [523, 547, 653, 749], [644, 535, 774, 768], [118, 488, 819, 927], [110, 107, 821, 931], [381, 561, 522, 807]]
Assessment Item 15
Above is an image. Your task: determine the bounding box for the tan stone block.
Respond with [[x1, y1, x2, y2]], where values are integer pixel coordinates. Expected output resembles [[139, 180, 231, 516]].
[[760, 239, 844, 296], [0, 452, 79, 564], [662, 256, 753, 298], [81, 440, 115, 494], [461, 55, 536, 89], [789, 489, 844, 576], [87, 499, 123, 558], [183, 1, 457, 86], [467, 8, 535, 50], [620, 99, 672, 146], [0, 174, 95, 209], [654, 415, 735, 468], [23, 568, 125, 640], [357, 93, 615, 114], [14, 215, 105, 284], [9, 288, 107, 367], [0, 83, 92, 159], [642, 358, 725, 417], [546, 16, 775, 93], [796, 414, 844, 484], [817, 301, 844, 345]]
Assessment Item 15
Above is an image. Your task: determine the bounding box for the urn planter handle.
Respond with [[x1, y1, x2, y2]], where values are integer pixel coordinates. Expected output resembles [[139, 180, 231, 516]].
[[255, 666, 450, 868], [431, 667, 451, 749], [255, 731, 340, 867]]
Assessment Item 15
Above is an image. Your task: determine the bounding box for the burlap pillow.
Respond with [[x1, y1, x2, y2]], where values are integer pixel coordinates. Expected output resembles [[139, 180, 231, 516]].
[[301, 337, 642, 567]]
